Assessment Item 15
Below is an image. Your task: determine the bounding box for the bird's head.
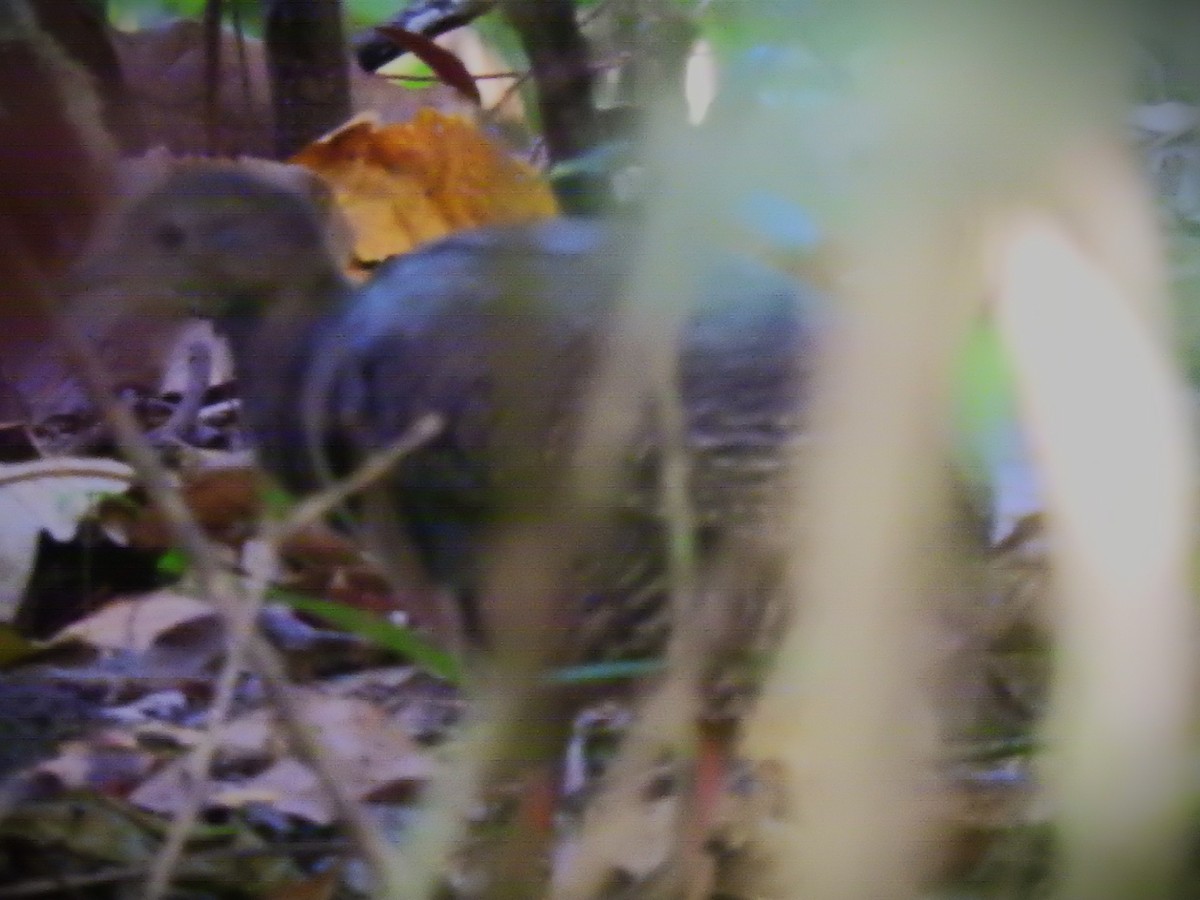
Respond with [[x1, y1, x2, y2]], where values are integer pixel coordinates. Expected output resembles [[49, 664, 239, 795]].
[[75, 166, 346, 322]]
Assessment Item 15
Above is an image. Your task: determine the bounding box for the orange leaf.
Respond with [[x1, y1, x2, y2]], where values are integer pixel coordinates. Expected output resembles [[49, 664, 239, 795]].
[[292, 110, 557, 266]]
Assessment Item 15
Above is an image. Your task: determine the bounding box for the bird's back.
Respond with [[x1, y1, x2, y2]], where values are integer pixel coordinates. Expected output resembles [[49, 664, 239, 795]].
[[287, 217, 815, 658]]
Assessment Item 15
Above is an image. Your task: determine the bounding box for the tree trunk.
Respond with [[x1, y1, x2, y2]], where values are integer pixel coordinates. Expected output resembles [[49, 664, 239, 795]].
[[500, 0, 597, 164], [265, 0, 352, 159]]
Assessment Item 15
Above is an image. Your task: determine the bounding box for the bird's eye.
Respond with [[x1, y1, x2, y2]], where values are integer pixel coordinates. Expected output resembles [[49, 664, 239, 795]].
[[153, 221, 187, 252]]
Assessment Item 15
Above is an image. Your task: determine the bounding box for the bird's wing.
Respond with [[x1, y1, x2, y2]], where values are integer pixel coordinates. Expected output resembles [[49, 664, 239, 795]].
[[296, 218, 623, 586]]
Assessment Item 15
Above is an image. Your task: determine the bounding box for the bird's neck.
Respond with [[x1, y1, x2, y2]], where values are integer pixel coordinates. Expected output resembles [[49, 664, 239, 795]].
[[220, 265, 349, 349], [221, 270, 352, 490]]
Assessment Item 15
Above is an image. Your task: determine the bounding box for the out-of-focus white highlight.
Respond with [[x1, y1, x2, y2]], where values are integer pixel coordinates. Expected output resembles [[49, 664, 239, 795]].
[[994, 215, 1190, 598], [685, 40, 716, 126], [994, 212, 1196, 888]]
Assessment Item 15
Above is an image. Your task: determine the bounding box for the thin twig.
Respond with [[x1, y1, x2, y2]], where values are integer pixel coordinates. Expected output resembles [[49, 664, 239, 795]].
[[2, 224, 409, 897], [148, 414, 444, 899], [279, 413, 443, 537], [480, 67, 534, 127], [385, 70, 522, 83], [142, 544, 271, 900], [479, 54, 630, 131], [551, 112, 711, 900]]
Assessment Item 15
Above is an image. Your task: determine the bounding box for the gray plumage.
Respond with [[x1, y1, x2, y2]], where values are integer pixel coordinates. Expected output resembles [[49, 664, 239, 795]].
[[98, 167, 816, 657]]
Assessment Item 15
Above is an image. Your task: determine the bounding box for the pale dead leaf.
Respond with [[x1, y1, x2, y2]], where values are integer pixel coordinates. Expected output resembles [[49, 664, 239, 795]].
[[130, 720, 202, 751], [36, 732, 156, 792], [132, 691, 432, 823], [215, 758, 334, 823], [554, 797, 677, 888], [55, 590, 216, 653], [128, 757, 214, 816], [212, 707, 279, 762], [0, 457, 133, 619]]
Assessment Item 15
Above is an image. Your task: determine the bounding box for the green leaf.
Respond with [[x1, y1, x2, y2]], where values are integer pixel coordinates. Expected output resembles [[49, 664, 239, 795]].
[[347, 0, 409, 26], [269, 589, 463, 684], [954, 320, 1017, 445], [261, 485, 295, 518], [156, 547, 188, 578], [0, 625, 40, 668], [545, 658, 665, 685], [952, 320, 1019, 492]]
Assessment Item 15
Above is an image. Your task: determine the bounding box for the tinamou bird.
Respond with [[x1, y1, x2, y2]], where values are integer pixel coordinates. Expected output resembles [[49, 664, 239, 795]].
[[84, 166, 816, 679]]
